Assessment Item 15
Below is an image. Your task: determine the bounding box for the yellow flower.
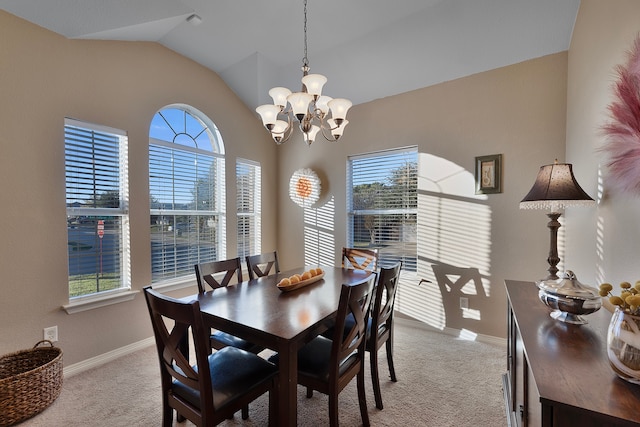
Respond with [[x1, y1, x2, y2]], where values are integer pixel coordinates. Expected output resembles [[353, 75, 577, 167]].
[[600, 281, 640, 314]]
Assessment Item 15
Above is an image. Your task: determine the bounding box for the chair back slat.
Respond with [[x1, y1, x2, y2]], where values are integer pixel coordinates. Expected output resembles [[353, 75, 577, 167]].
[[342, 247, 379, 271], [246, 251, 279, 280], [331, 274, 376, 376], [143, 287, 215, 410], [195, 258, 243, 293], [371, 262, 402, 343]]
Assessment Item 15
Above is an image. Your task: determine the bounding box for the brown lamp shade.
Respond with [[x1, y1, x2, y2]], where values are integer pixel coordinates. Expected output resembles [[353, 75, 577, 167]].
[[520, 162, 595, 210]]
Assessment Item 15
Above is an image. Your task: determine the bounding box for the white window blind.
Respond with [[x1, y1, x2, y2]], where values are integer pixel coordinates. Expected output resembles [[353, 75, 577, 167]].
[[65, 118, 130, 297], [236, 159, 261, 259], [149, 106, 226, 283], [347, 147, 418, 271]]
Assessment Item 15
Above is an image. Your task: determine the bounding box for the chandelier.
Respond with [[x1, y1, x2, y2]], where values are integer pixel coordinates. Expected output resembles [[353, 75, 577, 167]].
[[255, 0, 352, 146]]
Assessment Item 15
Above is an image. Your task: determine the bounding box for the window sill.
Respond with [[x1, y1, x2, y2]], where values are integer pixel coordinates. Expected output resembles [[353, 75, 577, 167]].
[[62, 289, 139, 314], [152, 276, 197, 293]]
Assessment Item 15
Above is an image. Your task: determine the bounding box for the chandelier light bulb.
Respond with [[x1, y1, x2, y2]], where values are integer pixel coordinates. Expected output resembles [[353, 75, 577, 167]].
[[255, 104, 280, 130], [328, 98, 352, 125], [268, 87, 292, 109], [287, 92, 314, 121], [315, 95, 333, 117], [271, 120, 289, 144], [304, 125, 321, 146], [328, 119, 348, 140], [301, 74, 327, 98], [272, 120, 288, 133]]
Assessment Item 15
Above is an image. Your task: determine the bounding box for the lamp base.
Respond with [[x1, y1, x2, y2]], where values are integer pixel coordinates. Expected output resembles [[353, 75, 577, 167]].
[[549, 309, 588, 325]]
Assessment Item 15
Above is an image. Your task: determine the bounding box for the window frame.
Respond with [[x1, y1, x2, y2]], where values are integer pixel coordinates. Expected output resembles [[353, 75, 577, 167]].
[[347, 146, 418, 271], [63, 117, 133, 313], [148, 105, 226, 286], [236, 158, 262, 260]]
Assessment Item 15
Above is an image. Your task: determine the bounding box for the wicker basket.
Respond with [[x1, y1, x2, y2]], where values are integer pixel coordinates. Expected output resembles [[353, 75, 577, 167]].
[[0, 340, 63, 426]]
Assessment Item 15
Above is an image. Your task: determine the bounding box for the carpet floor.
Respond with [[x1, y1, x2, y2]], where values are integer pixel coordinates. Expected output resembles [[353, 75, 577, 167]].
[[19, 319, 507, 426]]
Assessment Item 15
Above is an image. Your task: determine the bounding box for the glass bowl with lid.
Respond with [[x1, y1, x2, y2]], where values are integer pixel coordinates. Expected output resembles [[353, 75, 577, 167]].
[[537, 270, 602, 324]]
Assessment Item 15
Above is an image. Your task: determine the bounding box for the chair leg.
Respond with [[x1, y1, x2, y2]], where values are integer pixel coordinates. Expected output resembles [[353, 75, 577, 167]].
[[328, 394, 339, 427], [242, 405, 249, 419], [370, 349, 384, 410], [163, 406, 173, 427], [357, 369, 371, 427], [386, 339, 397, 382], [306, 386, 313, 398], [268, 382, 278, 427]]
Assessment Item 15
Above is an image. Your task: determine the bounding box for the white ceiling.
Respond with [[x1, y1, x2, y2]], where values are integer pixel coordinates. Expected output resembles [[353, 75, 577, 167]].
[[0, 0, 580, 112]]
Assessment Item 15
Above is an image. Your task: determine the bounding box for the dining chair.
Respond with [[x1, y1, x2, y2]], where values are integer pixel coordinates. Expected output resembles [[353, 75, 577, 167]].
[[194, 258, 264, 354], [367, 262, 401, 409], [246, 251, 280, 280], [143, 286, 278, 427], [342, 247, 379, 271], [322, 262, 402, 410], [270, 274, 376, 426]]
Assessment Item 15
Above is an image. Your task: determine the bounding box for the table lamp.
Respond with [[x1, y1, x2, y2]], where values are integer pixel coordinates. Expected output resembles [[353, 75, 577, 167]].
[[520, 160, 595, 282], [520, 160, 599, 324]]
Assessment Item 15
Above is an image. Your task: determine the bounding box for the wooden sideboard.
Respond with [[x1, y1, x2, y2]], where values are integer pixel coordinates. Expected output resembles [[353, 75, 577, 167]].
[[504, 280, 640, 427]]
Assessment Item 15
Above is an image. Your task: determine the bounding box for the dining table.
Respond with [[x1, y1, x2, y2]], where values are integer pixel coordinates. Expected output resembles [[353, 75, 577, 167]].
[[182, 265, 373, 427]]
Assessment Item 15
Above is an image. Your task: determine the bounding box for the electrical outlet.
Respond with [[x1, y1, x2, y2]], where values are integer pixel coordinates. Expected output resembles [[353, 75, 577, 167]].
[[459, 297, 469, 309], [44, 326, 58, 342]]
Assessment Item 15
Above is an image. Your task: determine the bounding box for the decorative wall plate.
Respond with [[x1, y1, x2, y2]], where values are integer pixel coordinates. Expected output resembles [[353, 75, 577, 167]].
[[289, 168, 321, 207]]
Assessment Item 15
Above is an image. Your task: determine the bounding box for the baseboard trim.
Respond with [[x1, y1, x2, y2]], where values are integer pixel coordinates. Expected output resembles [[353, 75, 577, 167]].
[[395, 316, 507, 347], [63, 337, 155, 378], [64, 318, 505, 377]]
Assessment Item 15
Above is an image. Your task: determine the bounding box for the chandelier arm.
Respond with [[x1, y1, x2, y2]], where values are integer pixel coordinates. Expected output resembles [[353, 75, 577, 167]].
[[273, 114, 295, 145], [309, 103, 323, 121], [277, 124, 295, 145], [319, 125, 339, 142]]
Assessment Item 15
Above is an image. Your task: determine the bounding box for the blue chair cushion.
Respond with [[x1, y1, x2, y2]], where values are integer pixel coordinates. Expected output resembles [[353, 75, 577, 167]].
[[321, 314, 373, 344], [269, 336, 358, 382], [172, 346, 277, 411]]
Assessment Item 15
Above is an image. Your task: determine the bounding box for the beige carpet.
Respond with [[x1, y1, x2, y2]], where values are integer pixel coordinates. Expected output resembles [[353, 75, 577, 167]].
[[19, 320, 507, 426]]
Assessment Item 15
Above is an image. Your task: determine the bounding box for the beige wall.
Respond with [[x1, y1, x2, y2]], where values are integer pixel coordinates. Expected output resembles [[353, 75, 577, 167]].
[[565, 0, 640, 286], [2, 2, 600, 364], [0, 11, 277, 364], [278, 53, 569, 338]]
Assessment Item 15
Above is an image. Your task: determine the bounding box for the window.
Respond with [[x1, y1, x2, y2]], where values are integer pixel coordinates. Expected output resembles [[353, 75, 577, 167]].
[[347, 147, 418, 271], [149, 105, 226, 283], [236, 159, 261, 259], [65, 118, 130, 298]]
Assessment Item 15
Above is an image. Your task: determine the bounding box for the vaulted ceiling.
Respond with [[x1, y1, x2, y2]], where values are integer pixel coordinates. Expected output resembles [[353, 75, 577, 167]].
[[1, 0, 580, 112]]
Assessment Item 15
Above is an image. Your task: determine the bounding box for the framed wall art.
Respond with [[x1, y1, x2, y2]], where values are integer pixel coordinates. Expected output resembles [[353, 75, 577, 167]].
[[475, 154, 502, 194]]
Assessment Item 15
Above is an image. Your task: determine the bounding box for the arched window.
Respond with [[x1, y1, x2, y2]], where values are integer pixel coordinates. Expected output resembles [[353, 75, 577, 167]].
[[149, 105, 226, 283]]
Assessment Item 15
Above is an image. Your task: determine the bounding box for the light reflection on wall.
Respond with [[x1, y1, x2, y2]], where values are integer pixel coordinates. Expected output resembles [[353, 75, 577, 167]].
[[303, 196, 336, 267], [595, 165, 605, 285], [395, 153, 493, 332]]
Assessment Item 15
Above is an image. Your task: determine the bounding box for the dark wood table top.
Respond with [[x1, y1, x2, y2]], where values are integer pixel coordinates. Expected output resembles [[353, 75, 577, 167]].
[[506, 280, 640, 425], [188, 266, 372, 343]]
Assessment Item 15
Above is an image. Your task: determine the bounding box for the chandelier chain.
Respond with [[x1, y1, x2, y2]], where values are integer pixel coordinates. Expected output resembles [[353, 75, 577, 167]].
[[302, 0, 309, 69]]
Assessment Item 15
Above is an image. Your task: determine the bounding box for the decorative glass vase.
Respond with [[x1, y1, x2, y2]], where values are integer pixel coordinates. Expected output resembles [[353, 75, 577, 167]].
[[607, 307, 640, 384]]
